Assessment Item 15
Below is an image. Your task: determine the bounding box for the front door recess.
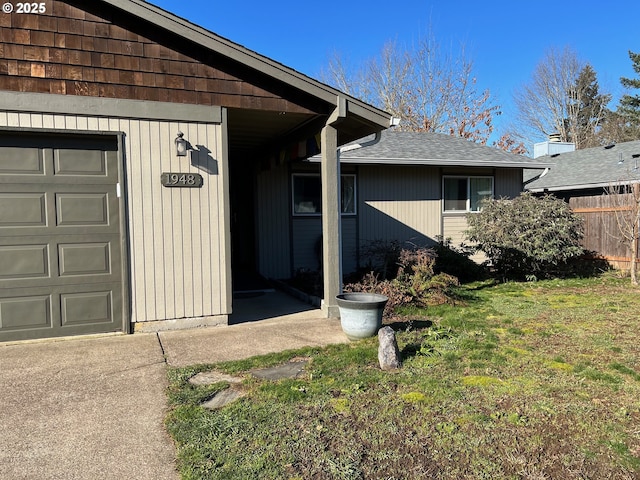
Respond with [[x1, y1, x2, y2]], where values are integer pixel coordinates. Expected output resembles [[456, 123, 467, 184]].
[[0, 132, 127, 341]]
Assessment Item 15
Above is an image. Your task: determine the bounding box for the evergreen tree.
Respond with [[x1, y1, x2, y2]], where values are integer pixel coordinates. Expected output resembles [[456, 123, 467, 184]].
[[564, 64, 611, 148], [616, 50, 640, 139], [599, 110, 640, 144]]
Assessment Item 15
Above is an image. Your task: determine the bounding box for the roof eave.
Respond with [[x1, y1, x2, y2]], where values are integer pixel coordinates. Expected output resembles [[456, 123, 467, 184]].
[[527, 179, 640, 193], [330, 157, 555, 168], [100, 0, 392, 130]]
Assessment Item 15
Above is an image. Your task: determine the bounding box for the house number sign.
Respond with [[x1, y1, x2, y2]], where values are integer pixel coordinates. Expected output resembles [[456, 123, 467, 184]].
[[161, 172, 203, 188]]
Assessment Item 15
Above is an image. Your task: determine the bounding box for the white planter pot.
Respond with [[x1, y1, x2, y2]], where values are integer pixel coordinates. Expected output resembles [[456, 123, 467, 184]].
[[336, 293, 388, 340]]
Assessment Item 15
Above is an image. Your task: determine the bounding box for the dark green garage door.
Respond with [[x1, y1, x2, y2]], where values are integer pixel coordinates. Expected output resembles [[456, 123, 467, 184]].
[[0, 132, 127, 341]]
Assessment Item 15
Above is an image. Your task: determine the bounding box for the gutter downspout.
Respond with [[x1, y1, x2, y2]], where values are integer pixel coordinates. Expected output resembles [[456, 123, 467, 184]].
[[338, 117, 398, 154]]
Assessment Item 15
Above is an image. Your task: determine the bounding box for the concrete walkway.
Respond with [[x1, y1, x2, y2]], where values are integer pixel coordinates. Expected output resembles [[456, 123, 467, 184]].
[[0, 291, 347, 480]]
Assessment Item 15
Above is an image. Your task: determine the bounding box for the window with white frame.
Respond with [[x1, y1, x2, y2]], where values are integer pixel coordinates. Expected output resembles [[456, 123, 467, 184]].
[[443, 176, 493, 212], [292, 174, 356, 215]]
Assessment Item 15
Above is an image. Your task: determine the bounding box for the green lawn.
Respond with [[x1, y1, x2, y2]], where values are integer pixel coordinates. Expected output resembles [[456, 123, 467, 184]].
[[165, 274, 640, 479]]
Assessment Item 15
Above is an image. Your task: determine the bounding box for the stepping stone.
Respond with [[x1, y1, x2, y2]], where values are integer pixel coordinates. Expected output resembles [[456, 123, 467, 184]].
[[201, 387, 246, 410], [189, 371, 243, 386], [251, 360, 308, 381]]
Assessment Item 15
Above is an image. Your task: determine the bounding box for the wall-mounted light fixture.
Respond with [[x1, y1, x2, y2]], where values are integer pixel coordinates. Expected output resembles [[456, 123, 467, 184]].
[[175, 131, 188, 157]]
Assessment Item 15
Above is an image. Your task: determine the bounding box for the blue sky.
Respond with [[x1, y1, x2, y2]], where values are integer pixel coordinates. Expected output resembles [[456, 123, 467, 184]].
[[151, 0, 639, 142]]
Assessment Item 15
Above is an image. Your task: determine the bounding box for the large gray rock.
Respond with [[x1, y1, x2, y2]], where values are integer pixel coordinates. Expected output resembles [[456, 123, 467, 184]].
[[378, 326, 402, 370]]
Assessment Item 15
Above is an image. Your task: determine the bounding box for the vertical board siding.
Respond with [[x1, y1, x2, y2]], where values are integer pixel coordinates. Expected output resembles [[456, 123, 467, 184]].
[[292, 218, 323, 272], [495, 168, 523, 199], [443, 215, 487, 263], [291, 217, 357, 274], [0, 113, 228, 323], [341, 217, 358, 274], [256, 164, 290, 279], [257, 165, 359, 278], [442, 215, 468, 246], [358, 165, 441, 250]]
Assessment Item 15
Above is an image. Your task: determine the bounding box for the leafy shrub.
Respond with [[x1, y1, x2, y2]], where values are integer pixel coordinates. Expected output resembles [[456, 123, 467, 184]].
[[396, 248, 460, 304], [432, 236, 488, 283], [344, 246, 460, 316], [359, 239, 402, 280], [466, 193, 585, 280], [343, 271, 412, 316]]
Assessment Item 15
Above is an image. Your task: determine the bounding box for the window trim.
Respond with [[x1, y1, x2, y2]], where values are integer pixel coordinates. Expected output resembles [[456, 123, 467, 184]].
[[442, 175, 494, 213], [291, 173, 357, 216]]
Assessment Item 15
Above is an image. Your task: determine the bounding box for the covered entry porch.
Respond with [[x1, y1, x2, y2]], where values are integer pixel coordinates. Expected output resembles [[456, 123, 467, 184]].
[[226, 99, 392, 318]]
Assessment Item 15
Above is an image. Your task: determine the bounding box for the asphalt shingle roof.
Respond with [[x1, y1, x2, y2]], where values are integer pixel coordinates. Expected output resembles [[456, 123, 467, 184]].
[[526, 140, 640, 192], [309, 130, 553, 168]]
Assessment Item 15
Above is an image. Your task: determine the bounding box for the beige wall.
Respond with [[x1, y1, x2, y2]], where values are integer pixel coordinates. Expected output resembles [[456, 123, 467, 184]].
[[0, 110, 230, 326], [359, 165, 441, 249], [256, 163, 525, 278], [442, 167, 522, 262]]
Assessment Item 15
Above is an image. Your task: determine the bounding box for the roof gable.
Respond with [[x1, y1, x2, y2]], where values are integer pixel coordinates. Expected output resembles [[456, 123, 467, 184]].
[[86, 0, 391, 127], [3, 0, 323, 113]]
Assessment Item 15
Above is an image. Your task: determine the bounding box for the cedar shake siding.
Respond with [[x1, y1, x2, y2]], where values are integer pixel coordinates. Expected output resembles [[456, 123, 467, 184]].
[[0, 0, 321, 115]]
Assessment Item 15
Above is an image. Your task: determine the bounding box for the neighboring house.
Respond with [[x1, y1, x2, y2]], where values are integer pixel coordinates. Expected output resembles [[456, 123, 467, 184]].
[[256, 130, 553, 278], [526, 139, 640, 267], [0, 0, 394, 341]]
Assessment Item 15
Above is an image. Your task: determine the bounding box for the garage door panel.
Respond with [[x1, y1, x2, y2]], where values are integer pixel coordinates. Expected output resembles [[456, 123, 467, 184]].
[[59, 243, 110, 276], [0, 147, 44, 175], [0, 193, 47, 227], [56, 193, 109, 226], [61, 291, 112, 326], [0, 283, 121, 338], [0, 187, 118, 237], [54, 149, 107, 176], [0, 244, 49, 279], [0, 235, 120, 288], [0, 295, 52, 330], [0, 133, 126, 341]]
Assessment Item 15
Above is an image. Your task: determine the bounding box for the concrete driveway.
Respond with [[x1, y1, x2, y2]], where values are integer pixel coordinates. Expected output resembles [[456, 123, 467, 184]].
[[0, 291, 348, 479], [0, 333, 178, 480]]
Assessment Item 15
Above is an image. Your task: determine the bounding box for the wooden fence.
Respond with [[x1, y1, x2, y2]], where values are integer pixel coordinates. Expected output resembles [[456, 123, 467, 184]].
[[569, 193, 640, 268]]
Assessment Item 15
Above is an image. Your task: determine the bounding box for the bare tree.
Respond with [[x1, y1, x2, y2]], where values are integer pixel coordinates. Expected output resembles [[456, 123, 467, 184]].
[[513, 46, 584, 146], [604, 182, 640, 285], [493, 133, 528, 155], [321, 32, 502, 145]]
